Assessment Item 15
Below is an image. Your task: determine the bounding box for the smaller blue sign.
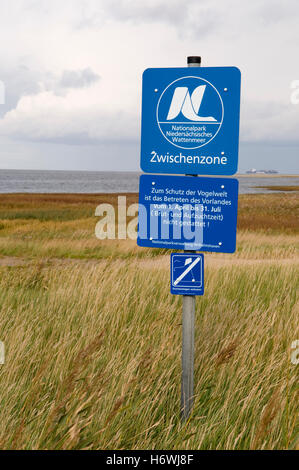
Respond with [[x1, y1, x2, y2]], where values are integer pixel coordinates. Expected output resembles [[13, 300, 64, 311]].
[[171, 253, 204, 295], [137, 174, 239, 253]]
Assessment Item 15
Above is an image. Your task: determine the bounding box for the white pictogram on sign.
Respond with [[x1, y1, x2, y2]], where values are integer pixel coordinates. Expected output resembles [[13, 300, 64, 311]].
[[173, 257, 201, 286], [166, 86, 217, 122]]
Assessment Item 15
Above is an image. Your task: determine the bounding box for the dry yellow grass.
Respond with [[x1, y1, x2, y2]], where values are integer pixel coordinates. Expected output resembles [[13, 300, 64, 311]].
[[0, 193, 298, 450]]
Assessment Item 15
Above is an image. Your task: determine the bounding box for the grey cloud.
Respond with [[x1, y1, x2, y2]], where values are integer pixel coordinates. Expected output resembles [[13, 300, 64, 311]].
[[0, 103, 139, 146], [0, 65, 100, 118], [104, 0, 192, 24], [84, 0, 299, 40], [255, 0, 299, 25], [58, 68, 100, 89], [0, 64, 42, 117], [75, 0, 219, 38]]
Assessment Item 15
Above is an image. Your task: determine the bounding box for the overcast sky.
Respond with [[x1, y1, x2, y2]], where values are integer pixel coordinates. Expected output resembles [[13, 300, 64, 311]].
[[0, 0, 298, 173]]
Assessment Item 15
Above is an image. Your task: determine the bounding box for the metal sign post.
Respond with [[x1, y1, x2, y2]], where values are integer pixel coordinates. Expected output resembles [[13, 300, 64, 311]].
[[181, 55, 200, 422]]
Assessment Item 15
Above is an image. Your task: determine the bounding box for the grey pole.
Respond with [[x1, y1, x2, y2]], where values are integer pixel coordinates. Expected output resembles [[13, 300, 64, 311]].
[[181, 56, 201, 421]]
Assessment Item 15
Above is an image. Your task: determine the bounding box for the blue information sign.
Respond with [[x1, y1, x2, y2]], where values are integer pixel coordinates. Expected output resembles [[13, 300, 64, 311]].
[[171, 253, 204, 296], [140, 67, 241, 176], [137, 174, 239, 253]]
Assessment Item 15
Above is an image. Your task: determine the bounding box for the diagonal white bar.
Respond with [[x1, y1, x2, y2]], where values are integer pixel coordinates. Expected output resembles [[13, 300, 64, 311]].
[[173, 257, 201, 286]]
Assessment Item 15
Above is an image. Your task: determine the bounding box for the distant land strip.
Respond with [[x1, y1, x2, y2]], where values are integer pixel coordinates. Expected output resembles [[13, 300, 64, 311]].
[[255, 185, 299, 191]]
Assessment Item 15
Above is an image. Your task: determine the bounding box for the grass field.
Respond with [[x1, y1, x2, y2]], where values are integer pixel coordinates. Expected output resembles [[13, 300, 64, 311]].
[[0, 193, 298, 450]]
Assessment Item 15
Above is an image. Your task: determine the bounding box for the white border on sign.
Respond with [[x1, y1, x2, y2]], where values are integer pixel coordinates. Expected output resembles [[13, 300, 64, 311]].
[[156, 75, 224, 150], [171, 254, 203, 291]]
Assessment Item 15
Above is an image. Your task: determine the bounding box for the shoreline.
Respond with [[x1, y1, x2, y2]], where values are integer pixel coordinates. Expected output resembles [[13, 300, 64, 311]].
[[237, 173, 299, 178], [0, 190, 298, 196], [1, 174, 298, 195], [0, 168, 298, 178]]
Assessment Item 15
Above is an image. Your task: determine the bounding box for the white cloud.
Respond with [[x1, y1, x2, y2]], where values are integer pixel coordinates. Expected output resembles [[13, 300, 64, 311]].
[[0, 88, 138, 144], [0, 0, 298, 167]]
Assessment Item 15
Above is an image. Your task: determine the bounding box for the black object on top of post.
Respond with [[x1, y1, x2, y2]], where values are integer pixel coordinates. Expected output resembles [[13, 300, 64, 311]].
[[187, 56, 201, 66]]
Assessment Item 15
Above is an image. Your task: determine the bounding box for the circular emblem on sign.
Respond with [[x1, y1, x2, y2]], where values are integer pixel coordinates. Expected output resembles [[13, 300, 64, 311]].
[[156, 76, 224, 149]]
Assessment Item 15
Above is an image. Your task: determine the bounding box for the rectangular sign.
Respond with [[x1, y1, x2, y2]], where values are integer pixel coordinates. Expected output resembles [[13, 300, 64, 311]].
[[140, 67, 241, 176], [171, 253, 204, 296], [137, 174, 239, 253]]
